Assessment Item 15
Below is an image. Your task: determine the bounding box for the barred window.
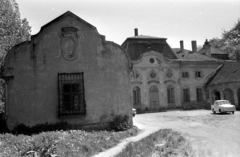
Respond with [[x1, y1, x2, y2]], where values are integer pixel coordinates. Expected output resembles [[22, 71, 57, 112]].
[[133, 86, 141, 105], [58, 73, 86, 117], [183, 88, 190, 102], [167, 86, 175, 103], [196, 88, 203, 102]]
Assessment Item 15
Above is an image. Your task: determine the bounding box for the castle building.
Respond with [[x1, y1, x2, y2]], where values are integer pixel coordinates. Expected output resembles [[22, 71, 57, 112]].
[[122, 29, 227, 111]]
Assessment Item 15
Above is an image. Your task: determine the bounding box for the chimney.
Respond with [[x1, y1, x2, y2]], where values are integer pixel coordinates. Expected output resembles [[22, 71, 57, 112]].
[[134, 28, 138, 36], [180, 40, 184, 52], [191, 40, 197, 53]]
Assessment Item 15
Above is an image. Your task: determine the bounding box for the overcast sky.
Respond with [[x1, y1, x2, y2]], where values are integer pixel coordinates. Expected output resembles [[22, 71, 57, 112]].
[[17, 0, 240, 50]]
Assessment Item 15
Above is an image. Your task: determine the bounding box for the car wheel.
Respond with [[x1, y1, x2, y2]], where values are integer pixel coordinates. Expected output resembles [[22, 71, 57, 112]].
[[219, 109, 222, 113], [232, 111, 234, 114], [212, 109, 216, 114]]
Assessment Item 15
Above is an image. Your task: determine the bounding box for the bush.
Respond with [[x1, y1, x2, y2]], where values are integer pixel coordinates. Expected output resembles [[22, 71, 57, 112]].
[[12, 122, 72, 135], [110, 115, 132, 131], [182, 100, 211, 110], [116, 129, 192, 157], [0, 127, 139, 157], [0, 112, 9, 133]]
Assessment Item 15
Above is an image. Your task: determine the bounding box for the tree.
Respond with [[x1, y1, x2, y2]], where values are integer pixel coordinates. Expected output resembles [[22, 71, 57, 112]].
[[209, 19, 240, 60], [0, 0, 31, 62], [0, 0, 31, 113]]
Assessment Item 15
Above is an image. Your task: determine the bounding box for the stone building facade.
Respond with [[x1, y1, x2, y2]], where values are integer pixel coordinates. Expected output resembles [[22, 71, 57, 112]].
[[205, 62, 240, 108], [122, 29, 226, 111], [1, 11, 132, 129]]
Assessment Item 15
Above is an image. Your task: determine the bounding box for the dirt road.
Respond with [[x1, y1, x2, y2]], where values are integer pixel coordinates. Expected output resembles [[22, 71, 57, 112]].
[[133, 110, 240, 157]]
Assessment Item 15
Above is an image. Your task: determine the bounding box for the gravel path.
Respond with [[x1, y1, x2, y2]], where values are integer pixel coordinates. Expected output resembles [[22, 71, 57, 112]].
[[134, 110, 240, 157]]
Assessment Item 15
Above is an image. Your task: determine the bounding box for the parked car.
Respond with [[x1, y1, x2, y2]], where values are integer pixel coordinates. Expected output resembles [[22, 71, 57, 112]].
[[211, 100, 236, 114], [132, 108, 137, 117]]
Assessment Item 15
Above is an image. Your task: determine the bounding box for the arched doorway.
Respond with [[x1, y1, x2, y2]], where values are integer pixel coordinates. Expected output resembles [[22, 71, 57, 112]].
[[211, 90, 221, 103], [224, 88, 235, 104], [149, 85, 159, 110]]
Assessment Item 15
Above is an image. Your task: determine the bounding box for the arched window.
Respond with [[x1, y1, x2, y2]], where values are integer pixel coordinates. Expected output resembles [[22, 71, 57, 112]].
[[211, 90, 221, 104], [196, 88, 203, 102], [167, 85, 175, 103], [133, 86, 141, 105], [183, 88, 190, 102], [224, 88, 235, 104]]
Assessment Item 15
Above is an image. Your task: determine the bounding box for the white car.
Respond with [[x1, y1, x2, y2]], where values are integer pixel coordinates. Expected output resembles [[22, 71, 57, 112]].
[[211, 100, 236, 114]]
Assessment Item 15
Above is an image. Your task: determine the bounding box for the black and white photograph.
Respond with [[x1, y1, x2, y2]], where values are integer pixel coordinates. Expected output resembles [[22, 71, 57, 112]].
[[0, 0, 240, 156]]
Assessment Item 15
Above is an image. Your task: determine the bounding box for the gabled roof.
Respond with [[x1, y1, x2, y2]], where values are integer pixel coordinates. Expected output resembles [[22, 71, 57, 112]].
[[197, 40, 229, 60], [32, 11, 97, 38], [198, 46, 227, 55], [206, 62, 240, 86]]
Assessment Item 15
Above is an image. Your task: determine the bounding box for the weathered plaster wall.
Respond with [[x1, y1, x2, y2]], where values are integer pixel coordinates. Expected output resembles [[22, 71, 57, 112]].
[[131, 51, 182, 111], [207, 82, 240, 107], [180, 62, 221, 102], [131, 51, 223, 111], [2, 13, 132, 129]]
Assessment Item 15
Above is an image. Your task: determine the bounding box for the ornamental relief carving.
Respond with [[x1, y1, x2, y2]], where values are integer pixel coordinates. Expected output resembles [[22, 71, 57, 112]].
[[60, 27, 79, 61], [148, 70, 159, 81], [131, 70, 142, 82]]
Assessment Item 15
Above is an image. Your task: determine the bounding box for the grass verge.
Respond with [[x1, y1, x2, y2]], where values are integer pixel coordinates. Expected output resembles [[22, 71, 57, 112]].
[[0, 126, 139, 157], [116, 129, 193, 157]]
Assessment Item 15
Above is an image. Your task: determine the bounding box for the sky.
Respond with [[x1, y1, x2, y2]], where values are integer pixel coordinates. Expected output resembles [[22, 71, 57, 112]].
[[17, 0, 240, 50]]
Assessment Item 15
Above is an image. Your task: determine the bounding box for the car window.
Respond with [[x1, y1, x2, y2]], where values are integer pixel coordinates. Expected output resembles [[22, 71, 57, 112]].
[[216, 100, 229, 105]]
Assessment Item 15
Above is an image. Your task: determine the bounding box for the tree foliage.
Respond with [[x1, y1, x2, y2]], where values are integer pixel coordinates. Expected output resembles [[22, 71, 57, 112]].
[[0, 0, 31, 62], [0, 0, 31, 113], [209, 19, 240, 59]]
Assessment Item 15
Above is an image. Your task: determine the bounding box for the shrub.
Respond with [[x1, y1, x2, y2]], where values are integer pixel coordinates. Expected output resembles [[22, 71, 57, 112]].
[[182, 100, 211, 110], [0, 127, 139, 157], [12, 122, 72, 135], [0, 112, 9, 133], [110, 114, 132, 131], [116, 129, 192, 157]]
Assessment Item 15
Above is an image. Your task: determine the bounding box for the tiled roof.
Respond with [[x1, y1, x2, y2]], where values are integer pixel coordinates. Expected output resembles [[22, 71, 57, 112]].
[[127, 35, 166, 39], [172, 48, 220, 61], [207, 62, 240, 86], [122, 37, 177, 60], [198, 47, 227, 55]]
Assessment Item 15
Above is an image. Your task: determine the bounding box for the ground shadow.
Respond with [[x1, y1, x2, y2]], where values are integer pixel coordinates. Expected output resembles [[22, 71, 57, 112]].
[[210, 112, 234, 115]]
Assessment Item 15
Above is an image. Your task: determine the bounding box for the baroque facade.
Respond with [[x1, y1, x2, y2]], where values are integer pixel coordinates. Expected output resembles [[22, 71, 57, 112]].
[[122, 29, 229, 111]]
